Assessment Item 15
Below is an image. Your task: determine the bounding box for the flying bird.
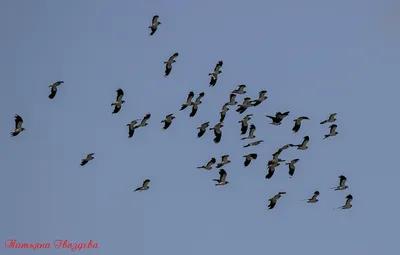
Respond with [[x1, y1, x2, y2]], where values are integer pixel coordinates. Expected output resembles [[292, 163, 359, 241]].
[[180, 91, 195, 111], [335, 194, 353, 210], [48, 81, 64, 99], [213, 169, 229, 186], [243, 153, 258, 167], [265, 161, 281, 179], [197, 158, 216, 170], [243, 140, 264, 148], [324, 124, 338, 139], [251, 90, 268, 106], [265, 111, 290, 125], [303, 191, 320, 203], [289, 136, 310, 150], [164, 52, 179, 77], [232, 84, 247, 94], [236, 97, 252, 114], [268, 192, 287, 210], [210, 122, 224, 144], [80, 153, 95, 166], [209, 60, 223, 87], [239, 114, 253, 135], [135, 179, 151, 192], [320, 113, 337, 124], [10, 114, 25, 137], [225, 93, 237, 106], [111, 88, 125, 114], [161, 114, 175, 130], [331, 175, 348, 190], [219, 104, 229, 122], [149, 15, 161, 36], [292, 116, 310, 133], [190, 92, 205, 117], [216, 155, 231, 168], [272, 144, 291, 159], [127, 119, 140, 138], [197, 122, 210, 138], [286, 159, 300, 177], [241, 124, 256, 140], [136, 113, 151, 128]]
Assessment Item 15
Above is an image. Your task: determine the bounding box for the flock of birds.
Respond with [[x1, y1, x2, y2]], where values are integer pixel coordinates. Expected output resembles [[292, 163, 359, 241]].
[[9, 15, 353, 211]]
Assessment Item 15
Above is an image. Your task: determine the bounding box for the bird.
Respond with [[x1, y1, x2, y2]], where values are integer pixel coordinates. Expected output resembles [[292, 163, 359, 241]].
[[268, 192, 287, 210], [331, 175, 348, 190], [197, 122, 210, 138], [251, 90, 268, 106], [180, 91, 195, 111], [210, 122, 224, 144], [286, 159, 300, 177], [272, 144, 291, 159], [335, 194, 353, 210], [320, 113, 337, 124], [225, 93, 237, 106], [213, 169, 229, 186], [241, 124, 256, 140], [135, 179, 151, 192], [289, 136, 310, 150], [236, 97, 252, 114], [239, 114, 253, 135], [265, 161, 281, 179], [265, 111, 290, 125], [303, 191, 320, 203], [324, 124, 338, 139], [136, 113, 151, 128], [149, 15, 161, 36], [232, 84, 246, 94], [80, 153, 95, 166], [216, 155, 231, 168], [292, 116, 310, 133], [48, 81, 64, 99], [197, 158, 216, 170], [243, 153, 258, 167], [127, 119, 140, 138], [209, 60, 223, 87], [190, 92, 205, 117], [161, 114, 175, 130], [164, 52, 179, 77], [219, 104, 229, 123], [10, 114, 25, 137], [243, 140, 264, 148], [111, 88, 125, 114]]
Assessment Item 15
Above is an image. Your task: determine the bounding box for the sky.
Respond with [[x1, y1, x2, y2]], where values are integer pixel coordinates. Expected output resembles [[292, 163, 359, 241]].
[[1, 0, 399, 254]]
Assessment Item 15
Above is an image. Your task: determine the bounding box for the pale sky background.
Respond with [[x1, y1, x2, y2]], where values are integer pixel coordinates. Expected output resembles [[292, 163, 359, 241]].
[[1, 0, 400, 254]]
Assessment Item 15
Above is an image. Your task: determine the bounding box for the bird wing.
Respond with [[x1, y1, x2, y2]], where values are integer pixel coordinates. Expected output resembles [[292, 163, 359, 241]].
[[143, 179, 150, 188], [259, 90, 267, 98], [140, 114, 151, 125], [292, 122, 300, 132], [185, 91, 195, 104], [330, 124, 337, 133], [214, 60, 223, 72], [15, 115, 23, 129], [116, 89, 124, 101], [239, 84, 246, 90], [229, 93, 236, 102], [190, 104, 198, 117], [249, 124, 256, 137], [219, 169, 227, 182], [168, 52, 179, 62], [152, 15, 159, 24], [345, 196, 352, 207], [251, 153, 258, 159], [339, 176, 347, 186], [195, 92, 205, 103]]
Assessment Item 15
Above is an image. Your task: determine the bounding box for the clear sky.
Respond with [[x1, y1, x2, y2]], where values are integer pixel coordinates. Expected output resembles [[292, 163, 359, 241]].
[[1, 0, 399, 254]]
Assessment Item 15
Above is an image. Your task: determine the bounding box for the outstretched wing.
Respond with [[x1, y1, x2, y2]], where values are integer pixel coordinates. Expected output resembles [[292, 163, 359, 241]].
[[116, 88, 124, 101], [152, 15, 159, 24], [15, 115, 23, 129], [219, 169, 227, 182], [168, 52, 179, 62]]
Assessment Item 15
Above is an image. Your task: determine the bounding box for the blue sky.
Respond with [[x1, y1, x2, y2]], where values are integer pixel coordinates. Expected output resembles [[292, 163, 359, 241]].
[[1, 0, 399, 254]]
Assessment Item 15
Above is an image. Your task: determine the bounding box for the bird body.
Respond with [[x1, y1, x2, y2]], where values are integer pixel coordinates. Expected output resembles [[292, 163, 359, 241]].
[[292, 116, 309, 133], [286, 159, 299, 177], [239, 114, 253, 135], [232, 84, 247, 94], [127, 119, 140, 138], [236, 97, 252, 114], [335, 194, 353, 209], [197, 122, 210, 138], [216, 155, 231, 168], [210, 122, 223, 143], [180, 91, 195, 111], [266, 111, 290, 125], [304, 191, 320, 203], [331, 175, 348, 190], [136, 113, 151, 128], [243, 153, 257, 167], [290, 136, 309, 150], [225, 93, 237, 106], [268, 192, 286, 209], [197, 158, 216, 170], [324, 124, 338, 139], [243, 140, 264, 148], [189, 92, 205, 117], [251, 90, 268, 106]]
